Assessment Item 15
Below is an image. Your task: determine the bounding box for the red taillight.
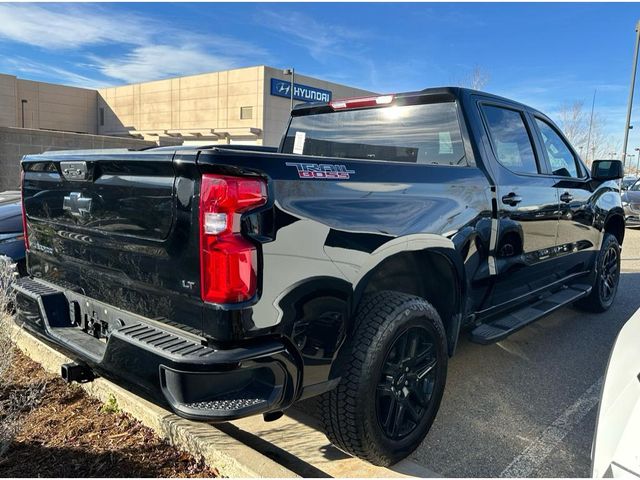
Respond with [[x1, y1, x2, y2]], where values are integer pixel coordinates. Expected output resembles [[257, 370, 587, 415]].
[[20, 170, 29, 251], [329, 94, 394, 110], [199, 174, 267, 304]]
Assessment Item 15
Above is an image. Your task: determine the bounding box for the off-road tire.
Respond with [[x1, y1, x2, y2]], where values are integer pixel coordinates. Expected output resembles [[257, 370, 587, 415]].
[[574, 233, 621, 313], [320, 290, 448, 466]]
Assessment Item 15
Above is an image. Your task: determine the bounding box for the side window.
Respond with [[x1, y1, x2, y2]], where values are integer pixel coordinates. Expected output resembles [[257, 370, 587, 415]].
[[481, 105, 539, 175], [534, 118, 581, 178]]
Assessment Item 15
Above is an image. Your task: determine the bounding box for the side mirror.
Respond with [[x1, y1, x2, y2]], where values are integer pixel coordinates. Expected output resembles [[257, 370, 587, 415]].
[[591, 160, 623, 181]]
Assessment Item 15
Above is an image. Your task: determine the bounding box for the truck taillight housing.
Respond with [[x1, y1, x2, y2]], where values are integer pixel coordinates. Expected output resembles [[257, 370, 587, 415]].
[[20, 170, 29, 251], [199, 174, 267, 304]]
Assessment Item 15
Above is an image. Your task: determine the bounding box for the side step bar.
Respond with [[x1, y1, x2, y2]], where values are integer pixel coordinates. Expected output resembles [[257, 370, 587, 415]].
[[470, 284, 591, 344]]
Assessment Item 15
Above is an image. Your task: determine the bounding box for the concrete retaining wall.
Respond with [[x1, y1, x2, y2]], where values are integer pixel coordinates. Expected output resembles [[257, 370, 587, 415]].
[[0, 126, 155, 190]]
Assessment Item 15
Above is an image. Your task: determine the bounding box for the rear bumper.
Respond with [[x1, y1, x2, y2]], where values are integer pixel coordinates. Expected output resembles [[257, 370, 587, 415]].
[[13, 277, 301, 422]]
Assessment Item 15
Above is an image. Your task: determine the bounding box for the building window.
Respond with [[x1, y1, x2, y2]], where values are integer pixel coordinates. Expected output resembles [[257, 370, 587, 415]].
[[240, 106, 253, 120], [99, 107, 105, 126]]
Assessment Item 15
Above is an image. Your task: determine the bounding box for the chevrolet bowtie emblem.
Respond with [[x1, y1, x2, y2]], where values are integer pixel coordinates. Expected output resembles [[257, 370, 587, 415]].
[[63, 192, 92, 217]]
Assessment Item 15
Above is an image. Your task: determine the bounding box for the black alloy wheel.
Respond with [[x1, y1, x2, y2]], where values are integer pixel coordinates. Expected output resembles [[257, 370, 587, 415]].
[[320, 290, 448, 466], [599, 244, 619, 304], [376, 326, 437, 440], [575, 233, 621, 313]]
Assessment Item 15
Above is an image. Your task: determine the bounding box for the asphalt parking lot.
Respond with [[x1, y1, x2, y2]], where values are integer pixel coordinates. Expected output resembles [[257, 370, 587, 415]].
[[407, 227, 640, 477], [244, 229, 640, 478]]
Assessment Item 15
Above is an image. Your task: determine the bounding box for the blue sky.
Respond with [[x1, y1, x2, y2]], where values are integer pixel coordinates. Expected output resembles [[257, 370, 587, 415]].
[[0, 2, 639, 152]]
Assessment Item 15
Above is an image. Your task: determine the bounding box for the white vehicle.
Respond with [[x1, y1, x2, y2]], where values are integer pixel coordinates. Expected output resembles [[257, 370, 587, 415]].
[[592, 309, 640, 478]]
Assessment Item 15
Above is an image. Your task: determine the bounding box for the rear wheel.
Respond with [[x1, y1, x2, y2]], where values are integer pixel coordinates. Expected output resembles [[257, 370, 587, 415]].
[[320, 291, 448, 466], [575, 233, 621, 312]]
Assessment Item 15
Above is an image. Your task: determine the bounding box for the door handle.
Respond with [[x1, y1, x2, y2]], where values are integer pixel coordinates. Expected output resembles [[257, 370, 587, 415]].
[[560, 192, 573, 203], [501, 192, 522, 206]]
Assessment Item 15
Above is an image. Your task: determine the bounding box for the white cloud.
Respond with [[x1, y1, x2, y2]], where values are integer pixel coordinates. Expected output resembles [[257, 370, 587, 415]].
[[0, 4, 151, 49], [258, 10, 369, 63], [0, 56, 106, 88], [0, 3, 271, 85], [92, 45, 240, 84]]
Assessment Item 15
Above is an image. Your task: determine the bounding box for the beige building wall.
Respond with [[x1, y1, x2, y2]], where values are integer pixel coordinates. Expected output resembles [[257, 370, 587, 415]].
[[0, 74, 18, 128], [0, 73, 97, 134], [98, 66, 374, 147], [0, 66, 374, 149], [98, 66, 265, 145]]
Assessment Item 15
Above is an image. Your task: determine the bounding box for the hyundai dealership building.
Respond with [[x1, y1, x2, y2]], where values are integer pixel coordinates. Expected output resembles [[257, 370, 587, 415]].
[[98, 65, 372, 146], [1, 65, 373, 148]]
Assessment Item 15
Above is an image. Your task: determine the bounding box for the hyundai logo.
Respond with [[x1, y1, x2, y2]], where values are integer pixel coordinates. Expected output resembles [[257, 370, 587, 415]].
[[278, 83, 291, 95]]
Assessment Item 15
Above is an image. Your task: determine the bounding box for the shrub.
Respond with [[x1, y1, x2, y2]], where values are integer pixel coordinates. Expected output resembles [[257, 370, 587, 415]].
[[0, 255, 46, 458]]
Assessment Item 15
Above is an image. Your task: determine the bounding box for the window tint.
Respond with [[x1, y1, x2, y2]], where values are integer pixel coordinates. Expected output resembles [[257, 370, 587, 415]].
[[535, 118, 580, 177], [282, 102, 466, 165], [482, 105, 539, 175]]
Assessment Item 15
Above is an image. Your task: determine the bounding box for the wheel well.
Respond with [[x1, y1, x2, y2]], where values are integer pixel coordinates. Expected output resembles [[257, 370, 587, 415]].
[[360, 250, 460, 352], [604, 214, 625, 245]]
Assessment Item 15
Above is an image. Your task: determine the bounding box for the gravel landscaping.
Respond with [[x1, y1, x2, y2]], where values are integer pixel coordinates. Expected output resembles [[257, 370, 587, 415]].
[[0, 345, 218, 477]]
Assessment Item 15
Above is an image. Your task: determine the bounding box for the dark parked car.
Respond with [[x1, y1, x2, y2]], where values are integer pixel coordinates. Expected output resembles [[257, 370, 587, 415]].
[[622, 179, 640, 227], [14, 87, 625, 466], [0, 191, 26, 274]]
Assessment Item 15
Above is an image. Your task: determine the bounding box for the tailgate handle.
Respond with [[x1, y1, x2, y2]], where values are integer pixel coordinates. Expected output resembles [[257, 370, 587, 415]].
[[60, 161, 89, 181]]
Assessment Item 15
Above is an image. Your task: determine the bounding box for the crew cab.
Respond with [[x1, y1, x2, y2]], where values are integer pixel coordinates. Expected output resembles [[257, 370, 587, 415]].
[[13, 87, 624, 465]]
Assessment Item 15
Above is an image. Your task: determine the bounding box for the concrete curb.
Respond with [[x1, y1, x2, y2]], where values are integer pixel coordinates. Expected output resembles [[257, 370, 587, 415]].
[[11, 322, 298, 478]]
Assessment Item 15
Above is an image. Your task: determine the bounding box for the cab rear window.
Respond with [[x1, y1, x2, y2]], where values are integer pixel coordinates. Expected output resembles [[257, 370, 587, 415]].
[[282, 102, 466, 166]]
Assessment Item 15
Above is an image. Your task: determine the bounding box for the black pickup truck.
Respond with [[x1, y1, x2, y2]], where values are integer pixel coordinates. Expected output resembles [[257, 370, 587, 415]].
[[14, 87, 624, 466]]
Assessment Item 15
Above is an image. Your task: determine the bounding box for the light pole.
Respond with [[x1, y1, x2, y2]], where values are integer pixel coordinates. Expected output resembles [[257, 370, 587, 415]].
[[622, 20, 640, 168], [283, 68, 295, 112], [586, 89, 597, 163], [635, 147, 640, 175]]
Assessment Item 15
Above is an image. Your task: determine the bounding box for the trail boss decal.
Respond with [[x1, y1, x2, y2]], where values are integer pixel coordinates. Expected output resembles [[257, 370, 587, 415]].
[[286, 162, 356, 180]]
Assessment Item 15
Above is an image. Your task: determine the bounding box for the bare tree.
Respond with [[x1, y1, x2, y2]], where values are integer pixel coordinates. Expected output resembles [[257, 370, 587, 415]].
[[557, 101, 619, 167], [467, 66, 490, 91], [453, 65, 490, 91], [558, 102, 588, 149]]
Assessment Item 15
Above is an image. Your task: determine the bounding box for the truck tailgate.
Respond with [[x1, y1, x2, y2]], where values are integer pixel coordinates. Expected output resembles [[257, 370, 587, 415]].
[[21, 149, 204, 334]]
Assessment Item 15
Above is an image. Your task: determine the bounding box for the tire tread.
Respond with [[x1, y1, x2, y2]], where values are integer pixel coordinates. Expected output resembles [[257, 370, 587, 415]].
[[320, 290, 446, 465]]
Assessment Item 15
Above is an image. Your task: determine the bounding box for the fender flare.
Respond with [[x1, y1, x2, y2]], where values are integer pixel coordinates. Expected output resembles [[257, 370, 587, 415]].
[[351, 233, 467, 356]]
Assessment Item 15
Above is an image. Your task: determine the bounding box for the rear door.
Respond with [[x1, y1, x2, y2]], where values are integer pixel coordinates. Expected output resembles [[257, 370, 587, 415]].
[[531, 115, 600, 275], [477, 101, 560, 309], [22, 149, 203, 334]]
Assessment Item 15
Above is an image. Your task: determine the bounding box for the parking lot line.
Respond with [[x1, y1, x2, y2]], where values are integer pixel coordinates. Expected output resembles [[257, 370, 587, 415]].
[[500, 378, 603, 478]]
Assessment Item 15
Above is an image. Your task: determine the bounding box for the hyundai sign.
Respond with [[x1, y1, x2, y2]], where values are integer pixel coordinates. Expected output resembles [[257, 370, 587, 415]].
[[270, 78, 332, 103]]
